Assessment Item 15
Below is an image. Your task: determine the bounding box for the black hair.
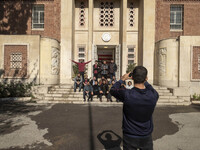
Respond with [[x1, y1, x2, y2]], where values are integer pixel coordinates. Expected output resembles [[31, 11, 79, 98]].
[[132, 66, 148, 84]]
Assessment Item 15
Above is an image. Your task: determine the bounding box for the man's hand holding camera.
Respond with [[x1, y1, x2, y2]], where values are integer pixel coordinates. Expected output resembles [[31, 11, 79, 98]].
[[121, 72, 132, 81]]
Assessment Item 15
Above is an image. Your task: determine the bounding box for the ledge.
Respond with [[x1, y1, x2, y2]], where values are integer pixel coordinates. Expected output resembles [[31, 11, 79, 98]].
[[0, 97, 32, 102], [191, 100, 200, 105]]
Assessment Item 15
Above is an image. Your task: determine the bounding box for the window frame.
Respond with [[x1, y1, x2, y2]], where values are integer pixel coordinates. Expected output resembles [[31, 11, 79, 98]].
[[170, 5, 183, 31], [127, 46, 135, 65], [32, 4, 45, 30], [78, 45, 86, 62]]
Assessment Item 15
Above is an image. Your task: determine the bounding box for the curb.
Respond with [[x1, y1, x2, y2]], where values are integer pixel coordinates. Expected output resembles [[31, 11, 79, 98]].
[[0, 97, 32, 102]]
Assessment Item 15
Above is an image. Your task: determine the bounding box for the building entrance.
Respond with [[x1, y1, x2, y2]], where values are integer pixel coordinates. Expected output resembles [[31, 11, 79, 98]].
[[92, 45, 121, 79], [97, 48, 115, 63]]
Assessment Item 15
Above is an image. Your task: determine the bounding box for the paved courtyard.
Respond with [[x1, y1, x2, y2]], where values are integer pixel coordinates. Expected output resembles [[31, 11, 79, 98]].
[[0, 101, 200, 150]]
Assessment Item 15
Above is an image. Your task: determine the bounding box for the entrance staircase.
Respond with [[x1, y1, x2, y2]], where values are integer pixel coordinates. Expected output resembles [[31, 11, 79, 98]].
[[36, 84, 191, 106]]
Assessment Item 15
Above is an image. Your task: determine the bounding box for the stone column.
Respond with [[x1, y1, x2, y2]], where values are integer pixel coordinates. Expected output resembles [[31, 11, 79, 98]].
[[142, 0, 155, 83], [88, 0, 93, 78], [60, 0, 73, 84], [121, 0, 127, 75]]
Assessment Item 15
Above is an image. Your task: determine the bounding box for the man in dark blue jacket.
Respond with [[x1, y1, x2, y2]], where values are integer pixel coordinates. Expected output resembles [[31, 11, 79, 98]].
[[110, 66, 159, 150]]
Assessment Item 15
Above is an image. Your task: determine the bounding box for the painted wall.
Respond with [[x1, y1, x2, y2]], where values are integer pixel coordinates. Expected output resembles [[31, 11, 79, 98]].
[[155, 36, 200, 95], [154, 38, 178, 87], [40, 38, 60, 85], [0, 35, 60, 85]]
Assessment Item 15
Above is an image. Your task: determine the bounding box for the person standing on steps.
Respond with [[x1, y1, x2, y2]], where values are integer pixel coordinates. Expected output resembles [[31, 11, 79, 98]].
[[70, 59, 92, 80], [93, 60, 100, 79], [101, 60, 109, 79], [110, 66, 159, 150], [109, 59, 117, 80]]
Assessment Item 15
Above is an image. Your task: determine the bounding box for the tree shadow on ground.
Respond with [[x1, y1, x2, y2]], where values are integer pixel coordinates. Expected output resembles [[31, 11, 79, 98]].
[[0, 101, 41, 115], [97, 130, 122, 150]]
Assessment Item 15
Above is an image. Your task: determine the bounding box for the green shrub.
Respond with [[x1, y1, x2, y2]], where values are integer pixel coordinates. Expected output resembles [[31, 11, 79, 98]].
[[0, 81, 33, 98], [192, 93, 200, 101], [72, 64, 79, 77], [126, 63, 136, 73]]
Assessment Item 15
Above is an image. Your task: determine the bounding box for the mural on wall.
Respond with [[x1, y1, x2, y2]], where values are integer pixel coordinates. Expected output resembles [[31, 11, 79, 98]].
[[158, 48, 167, 76], [51, 47, 60, 75]]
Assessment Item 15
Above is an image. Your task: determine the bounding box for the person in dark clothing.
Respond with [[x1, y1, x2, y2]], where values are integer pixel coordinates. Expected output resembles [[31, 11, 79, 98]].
[[109, 59, 117, 80], [83, 75, 90, 86], [109, 75, 117, 84], [92, 81, 101, 101], [70, 59, 92, 80], [101, 61, 108, 79], [83, 81, 93, 102], [73, 73, 83, 92], [90, 76, 97, 86], [99, 79, 110, 102], [93, 60, 100, 79], [110, 66, 159, 150]]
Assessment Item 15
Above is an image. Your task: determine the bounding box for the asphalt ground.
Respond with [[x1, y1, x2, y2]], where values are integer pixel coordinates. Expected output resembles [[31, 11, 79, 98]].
[[0, 101, 200, 150]]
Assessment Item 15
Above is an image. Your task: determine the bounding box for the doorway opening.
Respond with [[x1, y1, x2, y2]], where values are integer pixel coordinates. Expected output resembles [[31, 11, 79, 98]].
[[92, 45, 121, 80], [97, 47, 115, 64]]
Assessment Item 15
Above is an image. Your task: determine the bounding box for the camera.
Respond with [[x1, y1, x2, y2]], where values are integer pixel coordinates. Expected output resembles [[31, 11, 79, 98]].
[[129, 72, 133, 78]]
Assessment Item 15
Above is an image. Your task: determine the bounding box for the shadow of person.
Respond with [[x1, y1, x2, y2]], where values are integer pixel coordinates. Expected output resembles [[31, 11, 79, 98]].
[[97, 130, 122, 150]]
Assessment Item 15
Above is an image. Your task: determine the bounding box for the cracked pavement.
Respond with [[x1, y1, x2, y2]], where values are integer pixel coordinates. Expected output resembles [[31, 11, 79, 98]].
[[0, 101, 200, 150]]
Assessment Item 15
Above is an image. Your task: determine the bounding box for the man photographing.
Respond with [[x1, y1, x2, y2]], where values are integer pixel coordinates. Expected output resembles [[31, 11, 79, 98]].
[[110, 66, 159, 150]]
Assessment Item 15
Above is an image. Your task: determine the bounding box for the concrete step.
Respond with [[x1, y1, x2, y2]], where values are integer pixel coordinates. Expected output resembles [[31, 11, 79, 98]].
[[53, 84, 73, 89], [49, 89, 74, 92], [44, 96, 111, 101], [153, 86, 167, 90], [157, 102, 191, 106], [159, 95, 177, 99], [158, 93, 172, 96], [37, 100, 190, 106], [156, 89, 171, 93], [44, 96, 182, 103], [158, 99, 180, 103]]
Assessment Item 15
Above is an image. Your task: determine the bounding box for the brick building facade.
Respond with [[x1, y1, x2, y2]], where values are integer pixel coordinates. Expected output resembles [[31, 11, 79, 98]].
[[156, 0, 200, 42], [0, 0, 61, 41]]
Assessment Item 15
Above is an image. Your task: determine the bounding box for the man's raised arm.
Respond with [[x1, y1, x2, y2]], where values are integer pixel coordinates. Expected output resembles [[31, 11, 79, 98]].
[[70, 59, 78, 64], [144, 82, 159, 99], [84, 60, 92, 64]]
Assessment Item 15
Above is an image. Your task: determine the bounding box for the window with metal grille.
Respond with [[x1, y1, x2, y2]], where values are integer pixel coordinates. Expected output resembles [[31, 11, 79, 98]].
[[32, 5, 44, 29], [78, 47, 85, 62], [127, 47, 135, 64], [129, 2, 134, 27], [10, 53, 22, 69], [170, 5, 183, 30], [79, 1, 85, 26], [99, 2, 114, 27]]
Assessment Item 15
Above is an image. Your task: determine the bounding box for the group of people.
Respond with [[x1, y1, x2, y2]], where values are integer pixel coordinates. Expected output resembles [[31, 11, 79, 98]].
[[71, 59, 133, 102]]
